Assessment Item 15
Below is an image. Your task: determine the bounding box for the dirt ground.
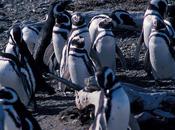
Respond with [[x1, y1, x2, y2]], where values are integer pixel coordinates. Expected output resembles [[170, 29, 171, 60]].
[[1, 0, 175, 130]]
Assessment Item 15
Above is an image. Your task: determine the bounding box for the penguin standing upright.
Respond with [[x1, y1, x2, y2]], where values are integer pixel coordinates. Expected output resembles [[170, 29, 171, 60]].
[[94, 66, 130, 130], [68, 36, 95, 88], [60, 13, 92, 86], [134, 0, 169, 62], [92, 18, 117, 71], [0, 25, 36, 106], [52, 3, 72, 65], [148, 17, 175, 79]]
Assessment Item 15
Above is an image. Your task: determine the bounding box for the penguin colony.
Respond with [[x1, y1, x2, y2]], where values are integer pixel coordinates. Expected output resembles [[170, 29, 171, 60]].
[[0, 0, 175, 130]]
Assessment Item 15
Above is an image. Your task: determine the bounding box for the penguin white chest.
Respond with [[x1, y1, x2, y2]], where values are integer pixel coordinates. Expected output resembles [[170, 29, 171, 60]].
[[95, 36, 116, 70], [68, 55, 90, 87], [108, 88, 130, 130], [149, 36, 175, 79]]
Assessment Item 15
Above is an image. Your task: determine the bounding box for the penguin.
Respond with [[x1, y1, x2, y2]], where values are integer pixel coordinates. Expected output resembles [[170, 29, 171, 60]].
[[52, 2, 72, 65], [110, 9, 137, 33], [89, 9, 137, 44], [0, 25, 36, 106], [91, 18, 117, 71], [94, 66, 130, 130], [0, 86, 41, 130], [33, 1, 71, 71], [148, 17, 175, 80], [68, 36, 95, 88], [59, 12, 92, 87], [134, 0, 169, 62]]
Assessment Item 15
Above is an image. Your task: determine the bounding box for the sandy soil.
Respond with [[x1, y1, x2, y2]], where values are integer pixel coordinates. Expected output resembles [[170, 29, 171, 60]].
[[1, 0, 175, 130]]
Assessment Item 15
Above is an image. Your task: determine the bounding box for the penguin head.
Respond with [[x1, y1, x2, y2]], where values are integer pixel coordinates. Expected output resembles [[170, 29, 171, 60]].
[[71, 36, 85, 49], [53, 1, 67, 16], [71, 13, 85, 27], [95, 67, 116, 91], [9, 25, 22, 45], [98, 18, 113, 30], [150, 0, 169, 17], [53, 2, 66, 24]]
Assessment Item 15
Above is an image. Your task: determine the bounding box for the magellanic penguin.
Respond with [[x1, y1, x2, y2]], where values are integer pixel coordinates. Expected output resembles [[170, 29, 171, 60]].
[[33, 1, 71, 71], [0, 86, 41, 130], [148, 17, 175, 80], [68, 36, 95, 88], [0, 25, 36, 106], [59, 12, 92, 85], [134, 0, 169, 61], [89, 9, 137, 44], [91, 18, 117, 71], [52, 2, 72, 65], [75, 67, 130, 130], [21, 1, 71, 74]]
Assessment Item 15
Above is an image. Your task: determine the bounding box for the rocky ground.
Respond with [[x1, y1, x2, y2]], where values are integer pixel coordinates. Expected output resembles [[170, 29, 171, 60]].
[[1, 0, 175, 130]]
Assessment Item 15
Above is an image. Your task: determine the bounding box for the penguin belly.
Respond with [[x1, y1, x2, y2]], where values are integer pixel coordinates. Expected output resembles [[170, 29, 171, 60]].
[[95, 37, 116, 71], [52, 33, 66, 64], [149, 36, 175, 79], [108, 88, 130, 130], [68, 55, 90, 88]]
